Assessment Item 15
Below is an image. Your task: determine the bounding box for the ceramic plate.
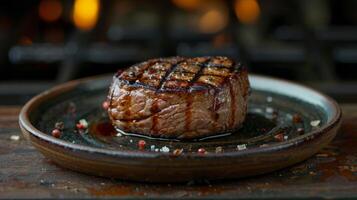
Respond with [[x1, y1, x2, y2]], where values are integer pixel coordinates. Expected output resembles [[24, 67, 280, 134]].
[[19, 75, 341, 182]]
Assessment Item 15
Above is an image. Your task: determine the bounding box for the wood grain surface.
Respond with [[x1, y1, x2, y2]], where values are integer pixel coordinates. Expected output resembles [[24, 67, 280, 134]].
[[0, 105, 356, 199]]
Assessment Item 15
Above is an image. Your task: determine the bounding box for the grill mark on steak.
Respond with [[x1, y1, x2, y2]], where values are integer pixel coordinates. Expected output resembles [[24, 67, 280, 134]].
[[116, 56, 242, 93], [188, 57, 211, 85], [158, 59, 184, 90], [136, 60, 161, 85]]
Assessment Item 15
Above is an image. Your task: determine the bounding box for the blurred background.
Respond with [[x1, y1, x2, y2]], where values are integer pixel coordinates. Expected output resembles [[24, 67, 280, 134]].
[[1, 0, 357, 105]]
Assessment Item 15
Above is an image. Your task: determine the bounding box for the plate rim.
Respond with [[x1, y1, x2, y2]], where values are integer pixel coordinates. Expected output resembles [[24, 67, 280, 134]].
[[19, 74, 342, 159]]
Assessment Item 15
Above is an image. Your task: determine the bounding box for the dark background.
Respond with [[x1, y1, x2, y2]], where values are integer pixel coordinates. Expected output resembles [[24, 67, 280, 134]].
[[1, 0, 357, 104]]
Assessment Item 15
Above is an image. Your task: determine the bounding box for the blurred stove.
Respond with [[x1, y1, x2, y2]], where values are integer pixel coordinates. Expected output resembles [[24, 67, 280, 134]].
[[1, 0, 357, 104]]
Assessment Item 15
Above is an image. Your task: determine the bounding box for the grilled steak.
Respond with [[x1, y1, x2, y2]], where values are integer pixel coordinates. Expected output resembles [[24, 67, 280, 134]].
[[107, 56, 250, 139]]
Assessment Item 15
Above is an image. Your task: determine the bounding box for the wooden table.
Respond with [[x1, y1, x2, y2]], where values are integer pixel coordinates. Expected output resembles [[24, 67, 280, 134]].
[[0, 105, 356, 199]]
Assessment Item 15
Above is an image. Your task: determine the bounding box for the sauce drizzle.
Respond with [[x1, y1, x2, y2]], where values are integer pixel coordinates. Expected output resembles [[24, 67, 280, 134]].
[[151, 99, 159, 134], [212, 89, 220, 129], [185, 95, 193, 132], [228, 80, 236, 128], [122, 93, 132, 130]]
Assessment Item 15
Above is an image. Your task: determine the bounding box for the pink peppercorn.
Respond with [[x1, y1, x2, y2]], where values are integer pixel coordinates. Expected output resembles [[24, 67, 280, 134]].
[[102, 101, 110, 110], [274, 133, 284, 142], [138, 140, 146, 150], [197, 148, 206, 154], [51, 129, 61, 138], [76, 123, 85, 130]]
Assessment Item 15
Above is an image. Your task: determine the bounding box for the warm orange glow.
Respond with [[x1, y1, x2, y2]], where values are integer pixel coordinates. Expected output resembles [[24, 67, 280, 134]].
[[213, 33, 231, 47], [234, 0, 260, 25], [19, 36, 32, 45], [73, 0, 100, 31], [39, 0, 62, 22], [199, 9, 228, 33], [172, 0, 202, 10]]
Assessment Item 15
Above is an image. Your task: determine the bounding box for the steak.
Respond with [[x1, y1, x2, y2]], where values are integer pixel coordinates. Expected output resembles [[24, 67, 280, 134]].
[[107, 56, 250, 139]]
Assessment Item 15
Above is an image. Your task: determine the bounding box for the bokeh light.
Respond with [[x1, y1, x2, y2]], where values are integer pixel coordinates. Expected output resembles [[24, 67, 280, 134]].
[[38, 0, 62, 23], [199, 9, 228, 33], [73, 0, 100, 31], [234, 0, 260, 25], [172, 0, 202, 11]]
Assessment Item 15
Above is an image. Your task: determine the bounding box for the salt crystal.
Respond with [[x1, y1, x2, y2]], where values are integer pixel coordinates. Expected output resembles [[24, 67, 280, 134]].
[[215, 146, 223, 153], [79, 119, 89, 128], [54, 121, 64, 130], [284, 135, 288, 140], [251, 108, 263, 113], [161, 146, 170, 153], [116, 132, 122, 137], [150, 145, 156, 151], [237, 144, 247, 151], [155, 148, 159, 152], [129, 139, 133, 143], [10, 135, 20, 141], [310, 120, 321, 127], [266, 107, 274, 113], [267, 96, 273, 102]]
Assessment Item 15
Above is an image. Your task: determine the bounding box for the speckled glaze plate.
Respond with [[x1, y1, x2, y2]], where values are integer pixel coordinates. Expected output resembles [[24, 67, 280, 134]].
[[19, 75, 341, 182]]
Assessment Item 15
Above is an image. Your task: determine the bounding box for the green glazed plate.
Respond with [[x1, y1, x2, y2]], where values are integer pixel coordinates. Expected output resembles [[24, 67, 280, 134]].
[[19, 75, 341, 182]]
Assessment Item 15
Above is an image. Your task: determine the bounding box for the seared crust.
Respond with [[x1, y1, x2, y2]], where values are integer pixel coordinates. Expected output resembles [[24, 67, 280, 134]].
[[115, 56, 243, 92], [108, 56, 250, 139]]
